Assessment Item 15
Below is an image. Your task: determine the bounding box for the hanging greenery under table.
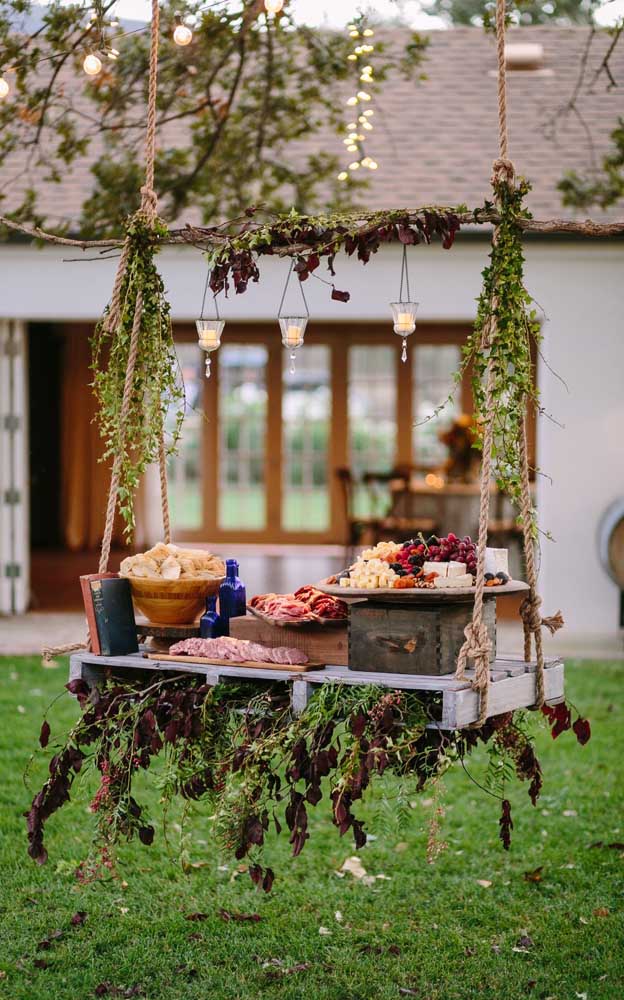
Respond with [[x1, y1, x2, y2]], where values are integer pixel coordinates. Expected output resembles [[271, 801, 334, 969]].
[[25, 674, 590, 891]]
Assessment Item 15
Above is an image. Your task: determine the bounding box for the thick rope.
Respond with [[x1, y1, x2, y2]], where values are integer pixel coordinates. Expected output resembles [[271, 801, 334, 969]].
[[454, 0, 512, 726], [455, 323, 497, 726], [517, 414, 564, 706], [158, 430, 171, 544], [455, 0, 562, 722], [140, 0, 160, 219], [98, 291, 144, 574], [42, 290, 144, 664], [142, 0, 171, 542]]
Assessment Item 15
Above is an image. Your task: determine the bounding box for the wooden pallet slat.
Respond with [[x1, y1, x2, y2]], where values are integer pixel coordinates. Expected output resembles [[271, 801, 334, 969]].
[[68, 652, 564, 730]]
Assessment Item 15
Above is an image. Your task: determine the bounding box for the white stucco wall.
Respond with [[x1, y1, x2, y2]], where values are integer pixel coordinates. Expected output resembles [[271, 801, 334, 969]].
[[1, 237, 622, 642]]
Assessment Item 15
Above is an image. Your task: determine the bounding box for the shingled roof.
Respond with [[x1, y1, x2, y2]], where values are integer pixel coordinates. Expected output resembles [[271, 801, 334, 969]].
[[350, 25, 623, 221], [1, 25, 622, 230]]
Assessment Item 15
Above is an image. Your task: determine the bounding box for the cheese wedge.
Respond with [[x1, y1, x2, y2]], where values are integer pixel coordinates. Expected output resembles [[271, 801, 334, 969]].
[[448, 561, 468, 577], [433, 573, 473, 588], [485, 547, 509, 577], [423, 561, 447, 576]]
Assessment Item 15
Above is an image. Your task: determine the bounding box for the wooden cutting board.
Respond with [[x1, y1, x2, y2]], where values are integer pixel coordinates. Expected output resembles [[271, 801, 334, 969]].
[[146, 653, 322, 673]]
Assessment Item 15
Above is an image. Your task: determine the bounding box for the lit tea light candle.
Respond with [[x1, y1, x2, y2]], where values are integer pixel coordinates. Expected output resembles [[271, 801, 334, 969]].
[[196, 318, 225, 378], [394, 312, 415, 334], [198, 328, 220, 349], [284, 324, 303, 347]]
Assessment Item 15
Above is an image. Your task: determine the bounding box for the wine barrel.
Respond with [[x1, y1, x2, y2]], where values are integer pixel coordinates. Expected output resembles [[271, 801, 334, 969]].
[[598, 500, 624, 588]]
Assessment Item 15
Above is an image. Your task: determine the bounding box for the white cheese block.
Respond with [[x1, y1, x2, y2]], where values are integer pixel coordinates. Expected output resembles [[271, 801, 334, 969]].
[[448, 561, 468, 577], [423, 561, 447, 576], [485, 547, 509, 577], [433, 573, 473, 589]]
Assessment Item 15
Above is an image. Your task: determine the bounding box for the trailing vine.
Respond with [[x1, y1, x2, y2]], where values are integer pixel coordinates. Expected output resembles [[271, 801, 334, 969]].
[[91, 213, 184, 536], [26, 675, 590, 891], [463, 179, 542, 534]]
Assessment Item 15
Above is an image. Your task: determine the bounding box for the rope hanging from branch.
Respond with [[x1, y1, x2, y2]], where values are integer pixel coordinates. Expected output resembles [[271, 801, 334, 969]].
[[453, 0, 564, 727], [43, 0, 171, 663]]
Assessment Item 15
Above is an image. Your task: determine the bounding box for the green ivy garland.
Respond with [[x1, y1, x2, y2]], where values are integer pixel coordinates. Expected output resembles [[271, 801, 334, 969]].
[[463, 179, 542, 535], [91, 214, 184, 536]]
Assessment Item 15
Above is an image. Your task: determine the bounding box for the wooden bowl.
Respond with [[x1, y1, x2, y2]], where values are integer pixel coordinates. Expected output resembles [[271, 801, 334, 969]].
[[126, 575, 224, 625]]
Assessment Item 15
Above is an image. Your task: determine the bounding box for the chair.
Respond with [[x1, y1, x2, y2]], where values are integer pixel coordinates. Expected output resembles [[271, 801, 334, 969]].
[[335, 467, 382, 563], [362, 468, 441, 546]]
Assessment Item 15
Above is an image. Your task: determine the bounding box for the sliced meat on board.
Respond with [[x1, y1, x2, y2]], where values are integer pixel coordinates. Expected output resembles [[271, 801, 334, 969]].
[[168, 636, 309, 666]]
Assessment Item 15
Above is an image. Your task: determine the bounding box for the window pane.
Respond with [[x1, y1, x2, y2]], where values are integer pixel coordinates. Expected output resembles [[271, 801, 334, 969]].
[[218, 344, 267, 531], [348, 346, 397, 517], [167, 342, 203, 530], [412, 344, 461, 467], [282, 346, 331, 532]]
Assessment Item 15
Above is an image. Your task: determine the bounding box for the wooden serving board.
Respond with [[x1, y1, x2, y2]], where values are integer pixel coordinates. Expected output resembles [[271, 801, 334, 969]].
[[316, 579, 529, 601], [247, 605, 347, 629], [146, 652, 322, 673]]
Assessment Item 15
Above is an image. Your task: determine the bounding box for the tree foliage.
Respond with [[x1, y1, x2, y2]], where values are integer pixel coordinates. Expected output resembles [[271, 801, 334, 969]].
[[424, 0, 599, 27], [558, 116, 624, 210], [0, 0, 425, 236]]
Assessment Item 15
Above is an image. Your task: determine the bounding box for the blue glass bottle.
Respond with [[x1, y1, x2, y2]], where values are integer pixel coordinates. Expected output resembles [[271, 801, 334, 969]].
[[219, 559, 247, 631], [199, 596, 223, 639]]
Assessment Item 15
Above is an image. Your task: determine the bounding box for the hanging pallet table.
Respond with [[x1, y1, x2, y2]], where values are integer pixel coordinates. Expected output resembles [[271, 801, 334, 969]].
[[68, 650, 564, 730]]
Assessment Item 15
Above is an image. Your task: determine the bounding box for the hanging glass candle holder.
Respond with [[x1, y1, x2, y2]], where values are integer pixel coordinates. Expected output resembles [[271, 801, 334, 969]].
[[278, 261, 309, 374], [196, 269, 224, 379], [390, 245, 419, 363]]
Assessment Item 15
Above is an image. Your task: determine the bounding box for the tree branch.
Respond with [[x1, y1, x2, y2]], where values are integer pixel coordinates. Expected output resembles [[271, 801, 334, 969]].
[[2, 209, 623, 252]]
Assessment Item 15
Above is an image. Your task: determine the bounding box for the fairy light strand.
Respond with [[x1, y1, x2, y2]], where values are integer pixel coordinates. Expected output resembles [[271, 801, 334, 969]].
[[338, 17, 378, 182]]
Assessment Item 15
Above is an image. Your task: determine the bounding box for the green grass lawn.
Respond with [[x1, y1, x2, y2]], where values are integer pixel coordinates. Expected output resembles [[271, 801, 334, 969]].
[[0, 657, 622, 1000]]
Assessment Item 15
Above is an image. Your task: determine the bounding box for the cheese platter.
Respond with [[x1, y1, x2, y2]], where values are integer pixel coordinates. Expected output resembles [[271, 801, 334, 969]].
[[316, 578, 529, 601]]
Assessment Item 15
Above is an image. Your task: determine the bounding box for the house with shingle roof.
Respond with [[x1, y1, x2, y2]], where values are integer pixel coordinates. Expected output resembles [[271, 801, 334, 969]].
[[0, 26, 622, 656]]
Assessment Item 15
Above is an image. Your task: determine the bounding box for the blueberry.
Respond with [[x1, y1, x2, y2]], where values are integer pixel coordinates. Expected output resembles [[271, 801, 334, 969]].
[[390, 563, 403, 573], [426, 535, 439, 547], [408, 555, 420, 565], [497, 571, 509, 583], [484, 573, 495, 581]]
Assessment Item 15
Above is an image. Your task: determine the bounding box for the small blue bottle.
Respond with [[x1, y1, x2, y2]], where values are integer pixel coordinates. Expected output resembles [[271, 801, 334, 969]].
[[199, 596, 224, 639], [219, 559, 247, 631]]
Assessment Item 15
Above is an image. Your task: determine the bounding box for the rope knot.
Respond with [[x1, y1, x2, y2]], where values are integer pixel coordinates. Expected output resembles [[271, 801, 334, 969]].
[[520, 596, 564, 638], [491, 157, 515, 189], [519, 593, 543, 634], [140, 185, 158, 218], [462, 620, 492, 662]]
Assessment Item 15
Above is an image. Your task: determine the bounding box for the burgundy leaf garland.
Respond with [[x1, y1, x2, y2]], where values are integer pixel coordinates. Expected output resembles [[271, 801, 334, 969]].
[[26, 678, 589, 891]]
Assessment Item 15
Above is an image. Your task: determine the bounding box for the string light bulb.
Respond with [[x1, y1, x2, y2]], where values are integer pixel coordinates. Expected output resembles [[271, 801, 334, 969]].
[[173, 15, 193, 46], [83, 52, 102, 76], [0, 76, 9, 99], [264, 0, 284, 12], [338, 16, 380, 178]]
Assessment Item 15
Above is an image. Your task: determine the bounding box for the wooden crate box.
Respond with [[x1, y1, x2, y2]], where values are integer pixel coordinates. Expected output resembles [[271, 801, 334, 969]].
[[348, 597, 496, 675]]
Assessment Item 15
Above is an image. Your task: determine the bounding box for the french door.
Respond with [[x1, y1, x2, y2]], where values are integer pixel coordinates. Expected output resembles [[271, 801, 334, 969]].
[[168, 323, 472, 544]]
